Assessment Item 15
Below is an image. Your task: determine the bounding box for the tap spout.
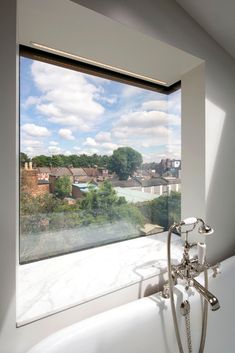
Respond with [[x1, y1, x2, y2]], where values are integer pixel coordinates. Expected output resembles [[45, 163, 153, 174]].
[[193, 278, 220, 311]]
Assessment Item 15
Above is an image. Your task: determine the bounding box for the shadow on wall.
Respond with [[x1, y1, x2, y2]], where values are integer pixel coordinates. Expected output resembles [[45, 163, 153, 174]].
[[0, 298, 16, 352], [206, 99, 226, 201], [206, 97, 235, 263]]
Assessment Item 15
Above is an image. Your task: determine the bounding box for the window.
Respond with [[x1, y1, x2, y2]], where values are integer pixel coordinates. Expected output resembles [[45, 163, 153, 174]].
[[19, 48, 181, 264]]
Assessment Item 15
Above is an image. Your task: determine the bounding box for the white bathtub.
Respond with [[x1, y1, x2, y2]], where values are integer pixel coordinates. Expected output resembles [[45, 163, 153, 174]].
[[26, 256, 235, 353]]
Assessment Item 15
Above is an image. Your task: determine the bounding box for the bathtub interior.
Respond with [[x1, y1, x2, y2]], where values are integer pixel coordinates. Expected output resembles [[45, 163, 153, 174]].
[[26, 256, 235, 353]]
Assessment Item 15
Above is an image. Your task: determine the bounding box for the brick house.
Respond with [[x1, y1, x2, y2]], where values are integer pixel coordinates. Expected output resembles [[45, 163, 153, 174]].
[[49, 167, 73, 194], [21, 169, 49, 196], [72, 183, 97, 199], [68, 168, 89, 183], [37, 167, 52, 182]]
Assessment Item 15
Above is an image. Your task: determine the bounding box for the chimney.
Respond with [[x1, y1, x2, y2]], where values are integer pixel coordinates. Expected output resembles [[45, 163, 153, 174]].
[[24, 162, 28, 170], [29, 161, 33, 170]]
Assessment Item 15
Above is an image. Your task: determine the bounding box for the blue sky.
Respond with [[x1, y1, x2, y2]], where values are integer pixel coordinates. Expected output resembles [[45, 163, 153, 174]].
[[20, 57, 181, 163]]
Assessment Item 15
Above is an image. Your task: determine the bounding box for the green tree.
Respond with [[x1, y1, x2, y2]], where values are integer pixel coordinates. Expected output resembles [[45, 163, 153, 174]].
[[20, 192, 63, 215], [146, 191, 181, 230], [108, 147, 143, 180], [51, 154, 65, 167], [54, 176, 71, 199], [26, 152, 111, 169], [32, 155, 52, 167], [20, 152, 30, 167], [79, 180, 144, 226]]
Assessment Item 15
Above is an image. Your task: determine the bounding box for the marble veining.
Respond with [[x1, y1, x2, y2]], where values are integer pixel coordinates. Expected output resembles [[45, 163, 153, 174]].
[[17, 232, 183, 325]]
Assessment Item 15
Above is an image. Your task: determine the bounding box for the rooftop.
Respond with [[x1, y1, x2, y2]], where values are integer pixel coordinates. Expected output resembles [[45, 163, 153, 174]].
[[110, 178, 141, 188], [37, 167, 51, 173], [114, 187, 158, 203], [69, 168, 87, 176], [83, 168, 98, 177], [72, 183, 98, 192], [50, 167, 72, 177], [139, 177, 168, 187]]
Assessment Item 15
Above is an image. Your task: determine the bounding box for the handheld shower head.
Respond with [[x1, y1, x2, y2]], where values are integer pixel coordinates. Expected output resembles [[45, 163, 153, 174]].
[[198, 222, 214, 235], [180, 217, 198, 226], [176, 217, 214, 236]]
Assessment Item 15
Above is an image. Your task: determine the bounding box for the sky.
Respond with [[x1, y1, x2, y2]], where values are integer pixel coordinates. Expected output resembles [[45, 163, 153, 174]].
[[20, 57, 181, 163]]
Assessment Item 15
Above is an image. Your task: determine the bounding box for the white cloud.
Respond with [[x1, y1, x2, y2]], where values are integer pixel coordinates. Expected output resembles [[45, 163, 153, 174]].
[[24, 146, 38, 156], [101, 142, 120, 154], [168, 90, 181, 115], [122, 85, 143, 97], [115, 110, 180, 129], [142, 100, 168, 111], [31, 61, 105, 130], [37, 103, 61, 116], [74, 137, 121, 156], [21, 123, 51, 137], [100, 96, 117, 104], [165, 144, 181, 159], [48, 145, 61, 154], [59, 128, 75, 140], [78, 148, 100, 156], [84, 137, 97, 146], [22, 60, 181, 161], [23, 139, 42, 146], [22, 142, 47, 157], [23, 96, 41, 108], [109, 108, 180, 149], [49, 141, 58, 146], [112, 125, 170, 147], [142, 144, 181, 163], [74, 104, 180, 158], [102, 142, 119, 150], [94, 131, 111, 143]]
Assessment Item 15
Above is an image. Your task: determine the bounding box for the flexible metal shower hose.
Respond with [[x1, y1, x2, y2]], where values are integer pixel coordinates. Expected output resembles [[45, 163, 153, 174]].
[[184, 306, 192, 353]]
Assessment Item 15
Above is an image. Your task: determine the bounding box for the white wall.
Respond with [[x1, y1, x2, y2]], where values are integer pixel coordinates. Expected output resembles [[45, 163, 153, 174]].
[[0, 1, 17, 353], [181, 63, 205, 222], [75, 0, 235, 263], [1, 0, 235, 352]]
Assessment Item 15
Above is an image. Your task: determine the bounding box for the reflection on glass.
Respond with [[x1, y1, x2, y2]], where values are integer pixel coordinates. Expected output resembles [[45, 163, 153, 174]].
[[20, 56, 181, 263]]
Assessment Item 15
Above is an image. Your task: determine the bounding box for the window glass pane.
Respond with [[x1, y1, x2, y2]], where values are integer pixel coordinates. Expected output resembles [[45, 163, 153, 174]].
[[20, 55, 181, 263]]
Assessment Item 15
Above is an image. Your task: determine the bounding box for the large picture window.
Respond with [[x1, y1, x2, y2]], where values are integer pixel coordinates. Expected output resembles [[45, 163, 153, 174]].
[[20, 49, 181, 264]]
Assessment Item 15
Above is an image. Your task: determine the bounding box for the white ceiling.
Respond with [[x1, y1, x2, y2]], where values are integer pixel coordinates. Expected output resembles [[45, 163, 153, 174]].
[[176, 0, 235, 59]]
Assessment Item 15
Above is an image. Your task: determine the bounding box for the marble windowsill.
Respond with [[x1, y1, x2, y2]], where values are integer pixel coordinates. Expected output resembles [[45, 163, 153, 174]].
[[17, 232, 183, 326]]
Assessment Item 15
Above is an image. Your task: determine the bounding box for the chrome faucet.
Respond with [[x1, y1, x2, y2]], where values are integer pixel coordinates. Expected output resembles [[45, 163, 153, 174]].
[[192, 278, 220, 311], [163, 217, 220, 311], [163, 217, 221, 353]]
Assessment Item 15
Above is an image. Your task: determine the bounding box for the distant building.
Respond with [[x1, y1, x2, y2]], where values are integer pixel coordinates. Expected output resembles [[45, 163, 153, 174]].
[[97, 167, 109, 181], [156, 158, 181, 177], [21, 168, 49, 196], [49, 168, 73, 193], [69, 168, 89, 183], [110, 177, 141, 188], [114, 187, 157, 203], [37, 167, 52, 182], [47, 167, 109, 194], [134, 169, 151, 179], [110, 176, 181, 197], [163, 177, 181, 194], [172, 160, 181, 168], [72, 183, 97, 199], [139, 177, 168, 194], [83, 168, 98, 179]]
